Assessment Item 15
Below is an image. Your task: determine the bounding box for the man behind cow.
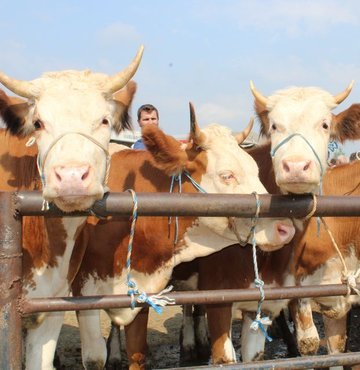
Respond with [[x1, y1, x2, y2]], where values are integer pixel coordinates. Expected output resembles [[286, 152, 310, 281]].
[[132, 103, 159, 149]]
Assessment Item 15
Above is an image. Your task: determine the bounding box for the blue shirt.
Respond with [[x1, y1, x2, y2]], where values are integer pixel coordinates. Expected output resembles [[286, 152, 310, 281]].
[[132, 139, 146, 150]]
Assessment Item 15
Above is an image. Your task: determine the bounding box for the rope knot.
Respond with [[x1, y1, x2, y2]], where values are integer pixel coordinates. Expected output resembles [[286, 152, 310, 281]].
[[250, 316, 273, 342], [342, 269, 360, 296], [254, 278, 264, 288]]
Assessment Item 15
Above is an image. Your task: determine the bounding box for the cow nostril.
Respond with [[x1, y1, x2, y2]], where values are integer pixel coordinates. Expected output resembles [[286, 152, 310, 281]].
[[81, 171, 89, 181], [55, 172, 62, 182], [282, 160, 290, 173], [303, 161, 311, 171]]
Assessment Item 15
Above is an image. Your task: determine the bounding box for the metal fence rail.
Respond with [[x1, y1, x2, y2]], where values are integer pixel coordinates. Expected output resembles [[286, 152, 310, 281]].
[[1, 191, 360, 369]]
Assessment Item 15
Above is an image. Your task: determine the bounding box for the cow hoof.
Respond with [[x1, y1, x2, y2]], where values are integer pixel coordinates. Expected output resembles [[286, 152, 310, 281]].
[[299, 337, 320, 355], [84, 360, 106, 370], [180, 345, 198, 365], [105, 359, 122, 370]]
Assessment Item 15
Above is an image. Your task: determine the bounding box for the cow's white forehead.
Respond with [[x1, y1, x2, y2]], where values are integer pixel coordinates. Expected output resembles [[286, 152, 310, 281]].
[[267, 86, 337, 111], [200, 124, 238, 148], [29, 70, 110, 99]]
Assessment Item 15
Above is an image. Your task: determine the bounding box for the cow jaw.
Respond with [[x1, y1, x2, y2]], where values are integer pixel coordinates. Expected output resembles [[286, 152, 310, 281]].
[[194, 124, 295, 250]]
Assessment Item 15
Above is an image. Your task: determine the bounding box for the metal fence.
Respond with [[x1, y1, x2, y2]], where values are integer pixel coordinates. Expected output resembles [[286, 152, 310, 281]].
[[1, 191, 360, 369]]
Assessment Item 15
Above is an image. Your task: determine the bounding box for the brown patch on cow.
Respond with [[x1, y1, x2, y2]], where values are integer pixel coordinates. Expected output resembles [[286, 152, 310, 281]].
[[72, 128, 208, 294], [293, 160, 360, 279], [67, 219, 88, 284], [0, 129, 39, 190], [0, 90, 30, 136], [332, 104, 360, 143], [22, 218, 68, 285]]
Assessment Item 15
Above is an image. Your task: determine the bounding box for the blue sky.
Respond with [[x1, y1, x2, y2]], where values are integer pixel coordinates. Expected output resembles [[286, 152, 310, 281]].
[[0, 0, 359, 155]]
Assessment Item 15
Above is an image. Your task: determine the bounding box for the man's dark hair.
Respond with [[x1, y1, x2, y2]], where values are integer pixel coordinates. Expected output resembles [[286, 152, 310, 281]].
[[137, 104, 159, 121]]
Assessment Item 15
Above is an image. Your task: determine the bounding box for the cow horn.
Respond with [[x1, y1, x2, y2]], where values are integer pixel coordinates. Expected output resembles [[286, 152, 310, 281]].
[[105, 45, 144, 94], [250, 80, 269, 108], [333, 80, 354, 105], [235, 118, 254, 144], [189, 102, 206, 144], [0, 72, 37, 99]]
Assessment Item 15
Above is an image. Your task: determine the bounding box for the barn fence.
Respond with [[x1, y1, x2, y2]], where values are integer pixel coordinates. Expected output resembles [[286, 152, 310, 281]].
[[1, 190, 360, 369]]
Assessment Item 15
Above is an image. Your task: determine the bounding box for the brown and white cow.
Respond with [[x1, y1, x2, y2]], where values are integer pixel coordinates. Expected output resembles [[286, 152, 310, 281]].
[[0, 46, 142, 370], [195, 82, 360, 364], [71, 106, 296, 370], [105, 82, 360, 367]]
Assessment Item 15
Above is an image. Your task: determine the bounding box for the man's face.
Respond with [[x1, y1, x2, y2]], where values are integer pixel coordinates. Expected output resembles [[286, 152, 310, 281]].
[[138, 110, 159, 128]]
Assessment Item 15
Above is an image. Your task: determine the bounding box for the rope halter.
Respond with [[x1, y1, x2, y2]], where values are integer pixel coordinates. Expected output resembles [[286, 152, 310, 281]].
[[126, 189, 175, 313], [28, 132, 110, 189], [26, 132, 111, 210], [271, 133, 325, 195]]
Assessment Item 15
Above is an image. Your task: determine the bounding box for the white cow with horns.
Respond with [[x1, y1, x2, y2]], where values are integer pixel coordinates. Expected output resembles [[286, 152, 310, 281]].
[[0, 46, 143, 369]]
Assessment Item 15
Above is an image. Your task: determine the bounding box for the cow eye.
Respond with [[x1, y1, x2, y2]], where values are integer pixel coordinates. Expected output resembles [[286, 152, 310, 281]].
[[271, 123, 277, 131], [322, 122, 329, 130], [102, 118, 110, 126], [33, 120, 43, 130], [220, 171, 237, 184]]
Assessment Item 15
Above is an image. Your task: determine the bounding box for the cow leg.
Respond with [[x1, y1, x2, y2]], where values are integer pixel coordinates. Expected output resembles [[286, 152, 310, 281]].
[[290, 298, 320, 355], [25, 311, 65, 370], [207, 303, 236, 364], [77, 310, 107, 370], [241, 312, 268, 362], [106, 323, 122, 370], [272, 309, 300, 357], [323, 315, 347, 354], [193, 304, 211, 362], [179, 304, 197, 364], [124, 307, 149, 370]]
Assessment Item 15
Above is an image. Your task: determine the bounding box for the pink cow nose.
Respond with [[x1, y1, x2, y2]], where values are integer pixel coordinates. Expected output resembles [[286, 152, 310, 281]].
[[282, 159, 312, 175], [274, 221, 295, 245], [54, 165, 90, 182], [53, 165, 92, 195]]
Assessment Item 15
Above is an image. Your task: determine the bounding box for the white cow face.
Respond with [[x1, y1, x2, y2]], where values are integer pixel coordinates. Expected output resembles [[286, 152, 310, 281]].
[[251, 82, 356, 194], [0, 47, 142, 212], [195, 124, 295, 251]]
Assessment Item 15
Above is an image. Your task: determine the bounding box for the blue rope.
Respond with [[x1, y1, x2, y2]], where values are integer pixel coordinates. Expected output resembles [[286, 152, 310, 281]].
[[249, 192, 273, 342], [183, 170, 207, 193], [125, 189, 175, 313], [271, 132, 323, 234], [169, 171, 207, 244]]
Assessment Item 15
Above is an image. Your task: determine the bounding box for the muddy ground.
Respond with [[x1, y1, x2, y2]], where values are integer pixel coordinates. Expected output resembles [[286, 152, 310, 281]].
[[55, 305, 360, 369]]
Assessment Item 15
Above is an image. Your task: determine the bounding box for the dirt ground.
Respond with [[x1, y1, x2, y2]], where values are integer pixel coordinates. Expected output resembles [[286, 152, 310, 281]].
[[55, 305, 360, 369]]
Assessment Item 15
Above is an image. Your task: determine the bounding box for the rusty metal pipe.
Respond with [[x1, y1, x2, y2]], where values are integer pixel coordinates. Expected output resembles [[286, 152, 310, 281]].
[[20, 284, 359, 314], [14, 191, 360, 218], [0, 192, 22, 370], [164, 351, 360, 369]]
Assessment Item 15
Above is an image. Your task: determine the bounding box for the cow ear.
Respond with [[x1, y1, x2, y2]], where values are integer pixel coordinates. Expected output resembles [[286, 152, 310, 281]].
[[0, 89, 29, 136], [142, 125, 187, 175], [331, 104, 360, 143], [112, 81, 137, 134], [254, 100, 270, 137]]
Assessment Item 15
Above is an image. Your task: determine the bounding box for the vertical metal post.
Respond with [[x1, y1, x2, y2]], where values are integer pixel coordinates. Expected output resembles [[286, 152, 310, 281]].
[[0, 192, 22, 370]]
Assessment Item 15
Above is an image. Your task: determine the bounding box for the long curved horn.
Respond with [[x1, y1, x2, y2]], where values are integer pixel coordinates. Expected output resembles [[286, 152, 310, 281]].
[[235, 118, 254, 144], [189, 102, 205, 144], [0, 72, 37, 99], [333, 80, 354, 105], [250, 80, 269, 108], [105, 45, 144, 94]]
